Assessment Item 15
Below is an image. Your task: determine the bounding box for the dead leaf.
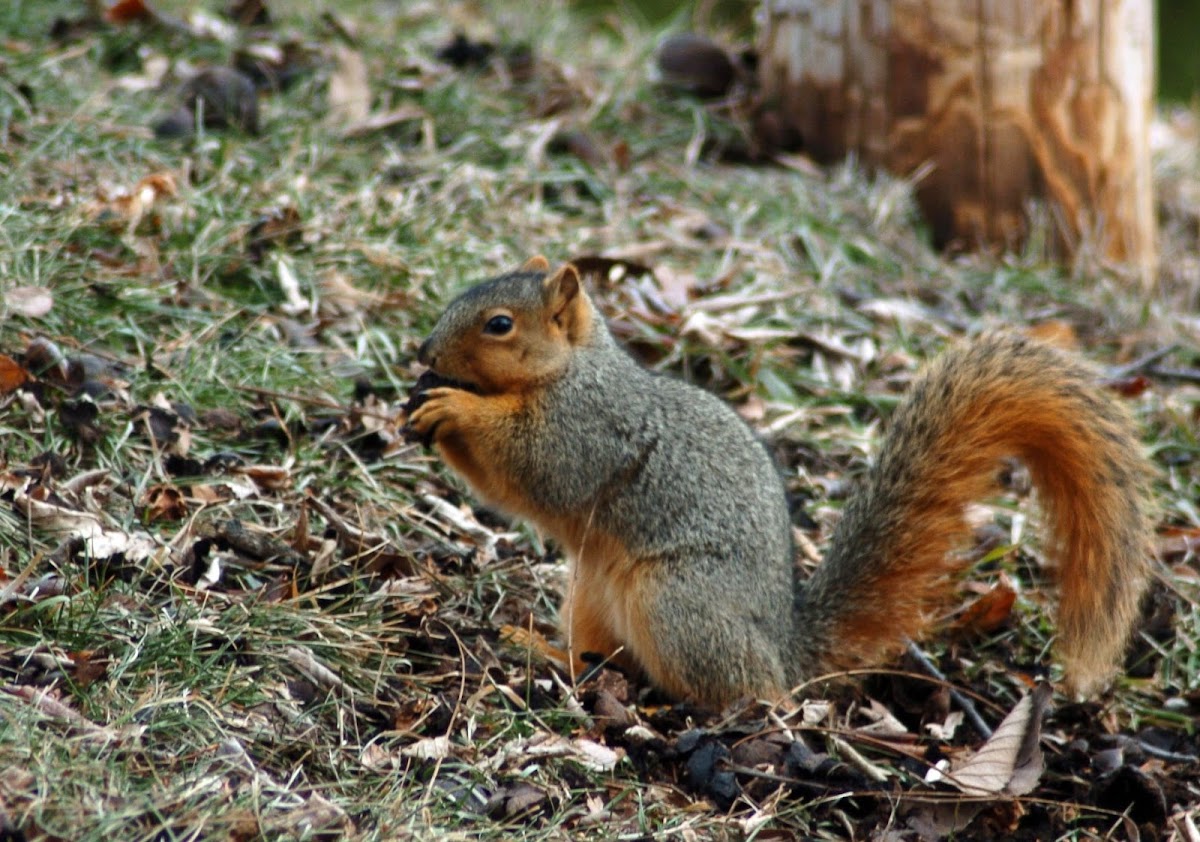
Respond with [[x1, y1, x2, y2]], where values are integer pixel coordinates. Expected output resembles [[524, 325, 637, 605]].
[[236, 464, 292, 491], [954, 575, 1018, 635], [275, 256, 311, 315], [247, 205, 303, 262], [935, 682, 1051, 796], [189, 484, 230, 505], [1106, 373, 1153, 397], [69, 650, 109, 688], [0, 355, 31, 394], [855, 698, 910, 737], [483, 731, 621, 773], [327, 45, 370, 124], [14, 482, 158, 563], [318, 270, 407, 319], [98, 172, 178, 230], [903, 800, 987, 840], [5, 286, 53, 318], [400, 735, 452, 760], [484, 782, 547, 820], [653, 265, 697, 311], [142, 484, 188, 522], [105, 0, 154, 24]]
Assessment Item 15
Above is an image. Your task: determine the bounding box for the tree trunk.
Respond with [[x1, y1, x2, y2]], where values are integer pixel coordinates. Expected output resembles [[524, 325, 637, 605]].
[[758, 0, 1156, 286]]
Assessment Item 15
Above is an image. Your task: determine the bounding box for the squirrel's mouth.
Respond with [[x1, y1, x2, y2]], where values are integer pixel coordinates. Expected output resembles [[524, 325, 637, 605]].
[[403, 370, 480, 412]]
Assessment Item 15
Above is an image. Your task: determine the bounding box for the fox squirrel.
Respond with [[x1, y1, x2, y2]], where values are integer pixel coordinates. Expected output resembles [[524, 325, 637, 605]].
[[405, 256, 1155, 707]]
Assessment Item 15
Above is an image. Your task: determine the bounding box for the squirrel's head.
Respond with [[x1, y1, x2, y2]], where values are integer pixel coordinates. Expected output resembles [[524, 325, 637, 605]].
[[417, 256, 597, 394]]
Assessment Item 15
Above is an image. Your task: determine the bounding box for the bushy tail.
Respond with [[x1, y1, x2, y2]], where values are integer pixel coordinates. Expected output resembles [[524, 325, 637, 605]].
[[800, 332, 1154, 694]]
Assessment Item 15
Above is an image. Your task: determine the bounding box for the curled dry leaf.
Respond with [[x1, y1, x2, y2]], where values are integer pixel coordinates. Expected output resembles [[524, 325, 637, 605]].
[[400, 735, 452, 760], [319, 270, 408, 320], [142, 484, 188, 522], [484, 782, 547, 820], [236, 464, 292, 491], [418, 493, 519, 559], [94, 172, 179, 231], [283, 645, 347, 693]]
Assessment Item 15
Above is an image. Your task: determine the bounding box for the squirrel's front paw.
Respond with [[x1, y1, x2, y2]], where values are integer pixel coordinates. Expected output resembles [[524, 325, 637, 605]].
[[404, 387, 478, 446]]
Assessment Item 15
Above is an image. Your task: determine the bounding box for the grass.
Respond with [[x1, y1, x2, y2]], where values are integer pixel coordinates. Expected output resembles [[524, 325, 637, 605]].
[[2, 1, 1200, 839]]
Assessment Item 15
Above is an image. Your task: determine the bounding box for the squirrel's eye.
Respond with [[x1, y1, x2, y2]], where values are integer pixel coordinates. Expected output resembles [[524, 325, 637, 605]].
[[483, 314, 514, 336]]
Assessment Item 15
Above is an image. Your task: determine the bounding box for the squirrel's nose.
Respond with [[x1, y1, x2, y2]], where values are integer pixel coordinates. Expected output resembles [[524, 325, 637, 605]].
[[417, 339, 433, 367]]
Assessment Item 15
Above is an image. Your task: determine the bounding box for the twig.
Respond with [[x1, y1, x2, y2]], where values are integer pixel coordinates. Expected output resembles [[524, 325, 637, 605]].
[[905, 641, 993, 739], [1105, 345, 1176, 380], [1131, 737, 1199, 764], [1147, 365, 1200, 385]]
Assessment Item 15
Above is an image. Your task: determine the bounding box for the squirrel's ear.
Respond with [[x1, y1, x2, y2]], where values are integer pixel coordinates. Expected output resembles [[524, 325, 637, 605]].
[[520, 255, 550, 272], [542, 263, 590, 342]]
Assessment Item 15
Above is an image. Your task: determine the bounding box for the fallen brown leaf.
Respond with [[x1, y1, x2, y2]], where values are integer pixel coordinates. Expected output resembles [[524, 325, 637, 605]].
[[142, 484, 188, 522], [0, 355, 31, 394], [954, 575, 1018, 635], [937, 682, 1052, 796]]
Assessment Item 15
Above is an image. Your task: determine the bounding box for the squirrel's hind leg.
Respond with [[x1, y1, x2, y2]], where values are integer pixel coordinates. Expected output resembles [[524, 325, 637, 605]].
[[625, 561, 790, 708], [560, 563, 633, 680]]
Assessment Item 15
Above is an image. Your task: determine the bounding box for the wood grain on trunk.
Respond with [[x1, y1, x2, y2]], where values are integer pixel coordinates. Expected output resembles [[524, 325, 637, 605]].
[[758, 0, 1156, 285]]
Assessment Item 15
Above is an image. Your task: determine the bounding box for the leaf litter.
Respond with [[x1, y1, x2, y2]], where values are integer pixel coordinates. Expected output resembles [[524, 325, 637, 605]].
[[1, 1, 1200, 840]]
